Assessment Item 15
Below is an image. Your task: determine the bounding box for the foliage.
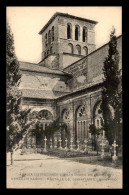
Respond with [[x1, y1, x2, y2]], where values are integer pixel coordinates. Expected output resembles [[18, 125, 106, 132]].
[[89, 124, 101, 135], [31, 118, 70, 138], [89, 124, 101, 151], [100, 28, 122, 145], [6, 23, 35, 153]]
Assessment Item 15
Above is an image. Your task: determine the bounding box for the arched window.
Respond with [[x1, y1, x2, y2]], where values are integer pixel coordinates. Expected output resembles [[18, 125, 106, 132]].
[[48, 30, 51, 45], [51, 26, 54, 41], [76, 45, 81, 55], [76, 106, 87, 139], [83, 46, 88, 56], [93, 101, 103, 129], [63, 110, 70, 121], [68, 43, 73, 53], [62, 109, 71, 140], [45, 33, 47, 47], [82, 27, 87, 42], [67, 23, 72, 39], [75, 25, 80, 41], [47, 50, 49, 56], [50, 46, 53, 54], [38, 110, 53, 121]]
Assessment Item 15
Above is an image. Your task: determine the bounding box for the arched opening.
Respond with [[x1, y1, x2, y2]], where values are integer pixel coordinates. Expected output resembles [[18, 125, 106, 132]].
[[51, 26, 54, 41], [76, 105, 87, 140], [47, 50, 49, 56], [36, 110, 53, 148], [76, 44, 81, 55], [82, 27, 87, 42], [67, 23, 72, 39], [50, 46, 53, 54], [48, 30, 51, 45], [62, 109, 71, 140], [68, 43, 73, 54], [75, 25, 80, 41], [93, 101, 103, 130], [45, 33, 47, 47], [83, 46, 88, 56]]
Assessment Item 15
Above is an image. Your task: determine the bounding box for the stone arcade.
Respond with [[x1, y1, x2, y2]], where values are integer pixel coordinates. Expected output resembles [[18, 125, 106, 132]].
[[18, 12, 122, 152]]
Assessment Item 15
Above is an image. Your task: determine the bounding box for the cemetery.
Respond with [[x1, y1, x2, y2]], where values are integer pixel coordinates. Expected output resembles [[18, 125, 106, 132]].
[[19, 132, 122, 167]]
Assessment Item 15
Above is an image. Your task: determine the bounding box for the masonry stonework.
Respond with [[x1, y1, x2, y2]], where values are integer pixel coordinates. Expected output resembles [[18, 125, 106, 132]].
[[19, 12, 122, 151]]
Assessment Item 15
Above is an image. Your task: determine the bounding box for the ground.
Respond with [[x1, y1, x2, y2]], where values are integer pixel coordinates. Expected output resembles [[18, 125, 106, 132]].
[[6, 150, 122, 189]]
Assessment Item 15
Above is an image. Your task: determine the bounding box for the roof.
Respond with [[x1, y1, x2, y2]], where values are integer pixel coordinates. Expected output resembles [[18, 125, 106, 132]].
[[21, 89, 56, 99], [21, 88, 70, 99], [19, 61, 72, 77], [39, 12, 98, 34]]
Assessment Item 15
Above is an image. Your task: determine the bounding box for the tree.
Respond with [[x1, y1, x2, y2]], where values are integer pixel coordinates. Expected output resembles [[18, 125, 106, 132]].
[[31, 118, 70, 142], [89, 124, 101, 152], [100, 27, 122, 145], [6, 23, 36, 165]]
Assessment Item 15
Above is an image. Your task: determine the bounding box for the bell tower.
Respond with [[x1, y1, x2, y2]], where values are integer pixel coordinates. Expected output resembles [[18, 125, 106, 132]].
[[38, 12, 98, 70]]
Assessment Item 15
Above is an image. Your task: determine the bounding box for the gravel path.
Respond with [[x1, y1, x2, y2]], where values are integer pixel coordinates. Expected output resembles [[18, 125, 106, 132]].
[[6, 151, 122, 189]]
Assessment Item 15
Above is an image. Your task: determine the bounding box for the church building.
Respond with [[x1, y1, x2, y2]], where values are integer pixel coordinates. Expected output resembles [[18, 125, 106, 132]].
[[19, 12, 122, 151]]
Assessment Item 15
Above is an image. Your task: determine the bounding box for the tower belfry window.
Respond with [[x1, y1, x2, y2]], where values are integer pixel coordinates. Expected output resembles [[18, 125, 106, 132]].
[[67, 24, 72, 39], [52, 26, 54, 41], [83, 27, 87, 42], [45, 33, 47, 47], [48, 30, 51, 45], [75, 26, 79, 41]]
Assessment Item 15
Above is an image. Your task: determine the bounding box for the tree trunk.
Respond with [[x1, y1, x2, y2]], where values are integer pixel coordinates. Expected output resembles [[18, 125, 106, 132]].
[[11, 151, 13, 165]]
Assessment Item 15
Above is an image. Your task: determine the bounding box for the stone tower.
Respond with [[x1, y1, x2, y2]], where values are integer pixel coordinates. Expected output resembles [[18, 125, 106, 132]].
[[38, 12, 98, 70]]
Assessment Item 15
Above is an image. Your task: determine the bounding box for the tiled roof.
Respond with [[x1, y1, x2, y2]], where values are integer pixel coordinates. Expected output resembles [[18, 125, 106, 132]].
[[21, 89, 70, 99], [19, 61, 71, 76], [21, 89, 56, 99]]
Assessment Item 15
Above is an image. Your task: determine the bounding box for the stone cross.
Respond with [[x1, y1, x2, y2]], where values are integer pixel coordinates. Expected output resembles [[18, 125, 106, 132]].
[[65, 138, 68, 150], [84, 139, 88, 153], [112, 140, 118, 161], [54, 138, 57, 149], [43, 136, 47, 152], [59, 137, 62, 149], [103, 130, 105, 138], [50, 138, 53, 149], [70, 138, 73, 151], [100, 139, 106, 159], [89, 133, 92, 139], [76, 140, 80, 151]]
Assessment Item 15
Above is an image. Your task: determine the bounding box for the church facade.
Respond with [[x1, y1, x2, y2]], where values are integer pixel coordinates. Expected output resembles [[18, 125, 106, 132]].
[[19, 12, 122, 150]]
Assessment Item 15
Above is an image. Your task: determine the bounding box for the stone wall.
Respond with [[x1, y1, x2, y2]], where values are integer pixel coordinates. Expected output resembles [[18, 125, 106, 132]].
[[63, 57, 87, 91], [57, 87, 102, 142], [64, 35, 122, 89]]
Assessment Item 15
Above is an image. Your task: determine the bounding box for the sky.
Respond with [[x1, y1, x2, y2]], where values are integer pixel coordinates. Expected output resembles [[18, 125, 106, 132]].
[[6, 6, 122, 63]]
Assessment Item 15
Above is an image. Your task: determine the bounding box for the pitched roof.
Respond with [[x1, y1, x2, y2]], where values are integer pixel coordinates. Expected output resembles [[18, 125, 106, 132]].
[[21, 89, 56, 99], [19, 61, 71, 76], [21, 88, 70, 99], [39, 12, 98, 34]]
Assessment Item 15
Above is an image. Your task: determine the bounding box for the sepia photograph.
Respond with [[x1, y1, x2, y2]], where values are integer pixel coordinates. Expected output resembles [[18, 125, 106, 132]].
[[6, 6, 122, 189]]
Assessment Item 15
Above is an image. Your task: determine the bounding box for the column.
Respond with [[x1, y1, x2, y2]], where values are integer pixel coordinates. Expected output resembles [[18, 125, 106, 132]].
[[72, 25, 75, 40], [79, 26, 82, 42]]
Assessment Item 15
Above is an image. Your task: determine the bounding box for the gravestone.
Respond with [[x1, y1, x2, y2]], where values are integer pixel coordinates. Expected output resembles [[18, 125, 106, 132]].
[[84, 139, 88, 153], [100, 138, 106, 159], [70, 138, 73, 151], [50, 138, 53, 149], [43, 136, 47, 152], [54, 137, 57, 149], [59, 137, 62, 149], [112, 140, 118, 161], [76, 140, 80, 151], [64, 138, 68, 151]]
